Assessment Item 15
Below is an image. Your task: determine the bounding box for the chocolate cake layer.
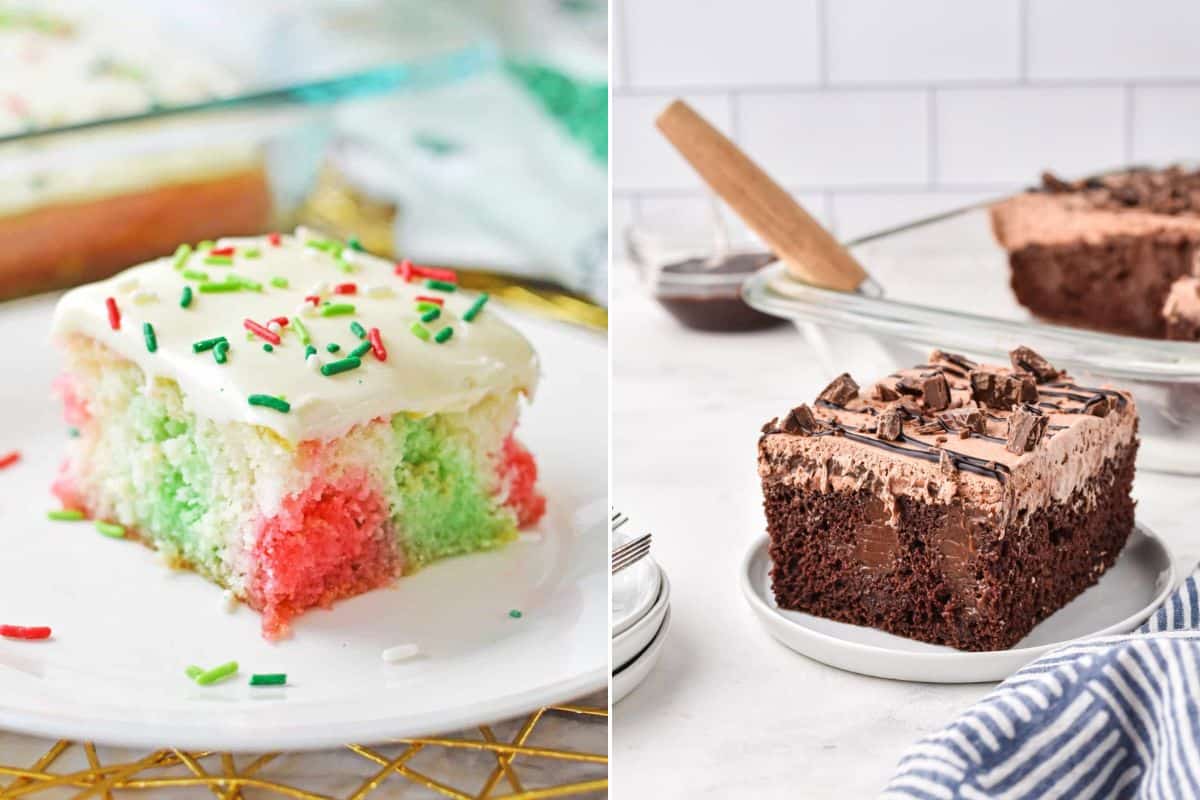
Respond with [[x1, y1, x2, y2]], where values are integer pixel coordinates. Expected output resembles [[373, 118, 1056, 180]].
[[758, 348, 1138, 652], [991, 167, 1200, 340]]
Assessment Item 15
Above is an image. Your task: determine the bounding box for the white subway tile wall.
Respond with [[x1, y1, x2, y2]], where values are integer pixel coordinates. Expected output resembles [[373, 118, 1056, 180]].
[[612, 0, 1200, 253]]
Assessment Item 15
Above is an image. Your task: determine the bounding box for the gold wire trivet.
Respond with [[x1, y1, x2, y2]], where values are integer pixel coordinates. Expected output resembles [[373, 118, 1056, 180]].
[[0, 702, 607, 798]]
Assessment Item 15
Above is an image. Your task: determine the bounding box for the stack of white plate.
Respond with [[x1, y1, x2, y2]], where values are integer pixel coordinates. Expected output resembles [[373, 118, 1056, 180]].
[[612, 539, 671, 704]]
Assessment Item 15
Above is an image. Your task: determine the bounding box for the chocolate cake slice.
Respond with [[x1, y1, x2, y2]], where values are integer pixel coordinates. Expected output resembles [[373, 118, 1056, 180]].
[[990, 167, 1200, 340], [758, 348, 1138, 652]]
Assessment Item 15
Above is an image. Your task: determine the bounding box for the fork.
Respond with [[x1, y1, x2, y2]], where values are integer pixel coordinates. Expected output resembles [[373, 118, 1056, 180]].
[[612, 532, 652, 574]]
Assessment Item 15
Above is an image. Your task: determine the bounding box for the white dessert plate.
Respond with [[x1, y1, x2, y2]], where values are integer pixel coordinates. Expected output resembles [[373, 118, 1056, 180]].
[[612, 530, 662, 637], [741, 522, 1176, 684], [613, 570, 670, 670], [613, 606, 671, 705], [0, 293, 607, 751]]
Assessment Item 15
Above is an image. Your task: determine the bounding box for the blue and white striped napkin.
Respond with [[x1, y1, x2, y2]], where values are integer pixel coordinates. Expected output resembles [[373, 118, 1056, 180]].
[[884, 570, 1200, 799]]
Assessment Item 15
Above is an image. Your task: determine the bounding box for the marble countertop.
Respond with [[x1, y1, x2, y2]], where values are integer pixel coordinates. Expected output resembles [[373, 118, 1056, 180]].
[[610, 265, 1200, 799]]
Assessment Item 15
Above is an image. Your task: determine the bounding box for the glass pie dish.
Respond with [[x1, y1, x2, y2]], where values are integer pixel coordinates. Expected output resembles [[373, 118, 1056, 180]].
[[0, 0, 493, 299], [742, 201, 1200, 475]]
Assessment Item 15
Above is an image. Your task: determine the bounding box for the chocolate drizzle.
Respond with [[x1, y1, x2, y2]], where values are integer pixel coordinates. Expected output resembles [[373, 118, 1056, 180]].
[[806, 421, 1012, 482]]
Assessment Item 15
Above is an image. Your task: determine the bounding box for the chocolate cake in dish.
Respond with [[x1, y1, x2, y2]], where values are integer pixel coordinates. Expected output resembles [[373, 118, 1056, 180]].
[[758, 347, 1138, 652], [0, 3, 270, 300], [990, 167, 1200, 340], [51, 229, 545, 639]]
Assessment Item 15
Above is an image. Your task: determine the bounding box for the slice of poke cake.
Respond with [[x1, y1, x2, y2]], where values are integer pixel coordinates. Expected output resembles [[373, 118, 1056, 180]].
[[50, 230, 545, 638]]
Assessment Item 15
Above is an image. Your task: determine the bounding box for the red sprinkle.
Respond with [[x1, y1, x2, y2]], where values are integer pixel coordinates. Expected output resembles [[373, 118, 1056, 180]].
[[0, 451, 19, 470], [243, 318, 281, 345], [368, 327, 387, 361], [105, 297, 121, 330], [0, 625, 51, 640], [395, 260, 414, 282], [267, 232, 282, 246], [209, 246, 236, 257], [412, 264, 457, 283], [270, 316, 290, 327], [304, 295, 321, 307], [414, 295, 445, 307], [334, 283, 357, 295]]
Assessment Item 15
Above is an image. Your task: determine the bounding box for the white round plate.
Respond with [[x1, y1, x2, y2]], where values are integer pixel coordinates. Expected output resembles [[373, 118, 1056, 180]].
[[613, 606, 671, 705], [612, 532, 661, 637], [0, 295, 607, 751], [741, 522, 1175, 683], [613, 570, 670, 670]]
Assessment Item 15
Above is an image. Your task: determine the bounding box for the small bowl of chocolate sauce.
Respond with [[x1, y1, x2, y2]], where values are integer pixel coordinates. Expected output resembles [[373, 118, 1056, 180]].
[[627, 221, 785, 332]]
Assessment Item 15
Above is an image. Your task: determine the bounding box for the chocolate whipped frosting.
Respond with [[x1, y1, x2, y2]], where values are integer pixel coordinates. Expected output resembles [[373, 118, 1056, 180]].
[[758, 348, 1137, 523]]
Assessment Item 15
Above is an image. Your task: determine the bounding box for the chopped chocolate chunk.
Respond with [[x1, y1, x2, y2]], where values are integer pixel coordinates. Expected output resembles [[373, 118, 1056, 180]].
[[929, 349, 977, 372], [939, 449, 957, 475], [969, 370, 1005, 409], [896, 398, 924, 419], [957, 428, 971, 440], [921, 372, 951, 411], [1040, 171, 1074, 193], [1084, 396, 1112, 418], [940, 408, 985, 434], [936, 435, 948, 444], [1012, 374, 1039, 404], [780, 404, 819, 435], [877, 407, 903, 441], [872, 382, 900, 402], [761, 417, 779, 434], [1006, 405, 1049, 454], [818, 373, 860, 407], [894, 376, 923, 397], [1009, 346, 1061, 383], [914, 421, 944, 435]]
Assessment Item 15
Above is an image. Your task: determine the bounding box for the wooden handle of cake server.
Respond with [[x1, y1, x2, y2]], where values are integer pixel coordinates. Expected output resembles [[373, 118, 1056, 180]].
[[654, 99, 869, 292]]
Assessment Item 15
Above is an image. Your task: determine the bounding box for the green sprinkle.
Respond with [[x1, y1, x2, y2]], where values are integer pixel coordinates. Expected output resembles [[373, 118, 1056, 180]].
[[67, 427, 80, 438], [416, 302, 439, 313], [291, 316, 312, 345], [47, 509, 84, 521], [214, 342, 229, 364], [195, 660, 238, 686], [326, 342, 341, 353], [463, 293, 489, 322], [434, 326, 454, 343], [179, 286, 193, 308], [304, 344, 316, 358], [192, 336, 227, 353], [244, 248, 262, 259], [320, 356, 361, 376], [410, 323, 431, 341], [350, 321, 367, 339], [197, 239, 214, 250], [269, 276, 288, 289], [248, 394, 290, 413], [185, 665, 204, 680], [348, 236, 364, 251], [172, 243, 192, 270], [250, 673, 287, 686], [320, 303, 355, 317], [142, 322, 157, 353], [204, 255, 233, 267], [305, 238, 331, 251], [509, 609, 523, 619], [337, 258, 355, 274], [262, 343, 274, 353], [95, 520, 125, 538], [421, 308, 441, 323], [349, 340, 372, 358], [425, 279, 457, 292], [228, 273, 262, 291], [182, 269, 209, 281], [197, 281, 240, 293]]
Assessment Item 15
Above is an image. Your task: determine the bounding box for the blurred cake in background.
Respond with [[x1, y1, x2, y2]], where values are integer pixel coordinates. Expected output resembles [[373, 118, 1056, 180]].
[[991, 166, 1200, 341], [0, 2, 270, 300]]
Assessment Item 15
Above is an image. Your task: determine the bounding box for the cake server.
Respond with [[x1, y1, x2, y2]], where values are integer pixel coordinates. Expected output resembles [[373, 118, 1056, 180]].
[[654, 99, 878, 296]]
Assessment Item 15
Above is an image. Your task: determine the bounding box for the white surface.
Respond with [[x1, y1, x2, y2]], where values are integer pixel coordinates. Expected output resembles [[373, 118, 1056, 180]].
[[614, 570, 670, 671], [612, 539, 661, 637], [0, 293, 607, 752], [613, 607, 671, 706], [742, 526, 1174, 684], [612, 0, 1200, 254], [610, 266, 1200, 799]]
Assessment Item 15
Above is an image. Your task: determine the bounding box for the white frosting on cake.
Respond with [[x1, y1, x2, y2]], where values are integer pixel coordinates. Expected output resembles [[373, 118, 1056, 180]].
[[52, 228, 539, 443]]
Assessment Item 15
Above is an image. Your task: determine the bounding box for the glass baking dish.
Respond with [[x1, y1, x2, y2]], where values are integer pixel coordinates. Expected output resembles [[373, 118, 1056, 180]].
[[0, 0, 493, 299], [742, 201, 1200, 475]]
